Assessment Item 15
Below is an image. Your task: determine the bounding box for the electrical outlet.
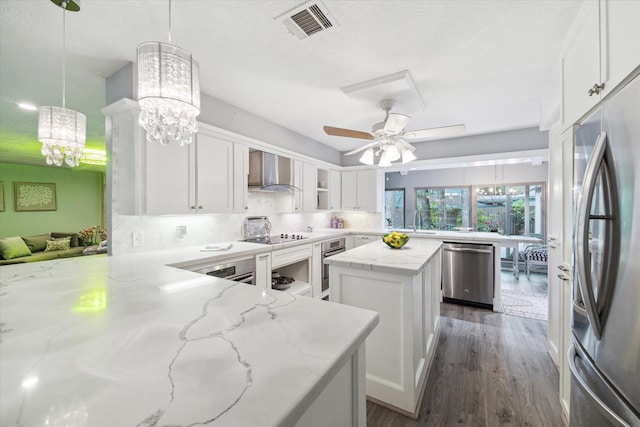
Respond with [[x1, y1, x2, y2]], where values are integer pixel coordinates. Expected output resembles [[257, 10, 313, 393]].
[[132, 231, 144, 247], [175, 225, 187, 239]]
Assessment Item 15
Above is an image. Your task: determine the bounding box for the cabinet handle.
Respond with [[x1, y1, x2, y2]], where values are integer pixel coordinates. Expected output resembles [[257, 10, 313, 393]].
[[557, 273, 570, 281], [198, 205, 203, 210], [558, 264, 570, 272], [258, 254, 269, 260], [244, 206, 249, 210], [190, 205, 197, 210], [587, 83, 605, 96]]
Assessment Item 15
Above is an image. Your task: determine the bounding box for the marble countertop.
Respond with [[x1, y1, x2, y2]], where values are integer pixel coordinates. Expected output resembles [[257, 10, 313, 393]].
[[0, 255, 378, 426], [324, 239, 443, 275]]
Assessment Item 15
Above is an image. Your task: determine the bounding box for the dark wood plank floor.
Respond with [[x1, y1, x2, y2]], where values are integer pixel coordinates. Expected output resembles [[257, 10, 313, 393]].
[[366, 300, 563, 426]]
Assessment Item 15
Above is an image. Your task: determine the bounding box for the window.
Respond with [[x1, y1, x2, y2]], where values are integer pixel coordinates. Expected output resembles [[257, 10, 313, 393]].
[[476, 183, 544, 236], [415, 187, 471, 230], [384, 189, 405, 228]]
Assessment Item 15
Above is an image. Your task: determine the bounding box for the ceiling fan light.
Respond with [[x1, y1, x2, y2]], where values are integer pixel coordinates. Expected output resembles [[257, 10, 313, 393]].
[[385, 144, 400, 161], [402, 149, 417, 164], [378, 150, 392, 167], [359, 148, 375, 165]]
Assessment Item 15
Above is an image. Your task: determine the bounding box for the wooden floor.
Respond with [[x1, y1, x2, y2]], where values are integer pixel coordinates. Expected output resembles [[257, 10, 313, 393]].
[[367, 271, 562, 426]]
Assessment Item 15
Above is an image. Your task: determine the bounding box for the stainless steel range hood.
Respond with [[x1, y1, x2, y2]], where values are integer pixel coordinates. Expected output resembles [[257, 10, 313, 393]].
[[248, 150, 300, 192]]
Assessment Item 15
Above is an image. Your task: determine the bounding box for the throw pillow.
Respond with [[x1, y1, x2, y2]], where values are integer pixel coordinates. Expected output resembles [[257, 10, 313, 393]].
[[51, 232, 79, 247], [0, 236, 33, 260], [44, 237, 71, 252], [21, 234, 51, 252]]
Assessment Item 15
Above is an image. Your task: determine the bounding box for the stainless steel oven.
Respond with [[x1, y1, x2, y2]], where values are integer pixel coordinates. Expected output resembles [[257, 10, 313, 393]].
[[194, 257, 255, 284], [321, 238, 346, 292]]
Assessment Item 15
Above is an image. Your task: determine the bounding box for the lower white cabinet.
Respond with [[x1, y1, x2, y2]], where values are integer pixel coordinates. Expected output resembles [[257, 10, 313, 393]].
[[312, 241, 323, 298], [255, 253, 271, 289]]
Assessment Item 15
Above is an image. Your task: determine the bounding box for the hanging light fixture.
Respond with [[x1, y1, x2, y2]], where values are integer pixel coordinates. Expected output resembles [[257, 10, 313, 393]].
[[137, 0, 200, 146], [358, 137, 417, 167], [38, 0, 86, 167]]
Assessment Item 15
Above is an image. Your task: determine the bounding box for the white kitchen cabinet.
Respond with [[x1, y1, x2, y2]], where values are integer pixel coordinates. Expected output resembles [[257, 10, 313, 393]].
[[317, 168, 341, 211], [328, 169, 341, 211], [341, 170, 382, 212], [312, 241, 322, 298], [562, 0, 640, 129], [233, 143, 249, 213], [255, 252, 271, 289], [302, 162, 318, 212], [145, 131, 234, 214], [195, 133, 234, 213]]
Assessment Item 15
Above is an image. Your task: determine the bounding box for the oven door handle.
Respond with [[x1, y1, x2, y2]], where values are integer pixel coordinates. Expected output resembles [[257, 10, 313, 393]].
[[323, 248, 345, 257]]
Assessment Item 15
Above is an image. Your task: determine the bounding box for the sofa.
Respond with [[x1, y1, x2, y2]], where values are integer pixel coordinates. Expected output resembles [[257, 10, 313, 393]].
[[0, 232, 85, 266]]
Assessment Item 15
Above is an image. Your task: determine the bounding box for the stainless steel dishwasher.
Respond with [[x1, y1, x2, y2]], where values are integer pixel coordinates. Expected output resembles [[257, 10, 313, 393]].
[[442, 242, 494, 308]]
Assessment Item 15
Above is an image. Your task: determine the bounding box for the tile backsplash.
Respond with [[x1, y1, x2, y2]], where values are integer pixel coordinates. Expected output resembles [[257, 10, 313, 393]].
[[112, 192, 381, 255]]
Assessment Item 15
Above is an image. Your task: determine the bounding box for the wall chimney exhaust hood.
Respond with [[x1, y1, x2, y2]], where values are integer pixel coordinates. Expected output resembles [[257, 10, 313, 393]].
[[248, 150, 300, 192]]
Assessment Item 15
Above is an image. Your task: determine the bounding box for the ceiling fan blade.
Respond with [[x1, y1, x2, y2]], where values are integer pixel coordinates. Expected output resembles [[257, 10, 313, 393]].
[[323, 126, 374, 140], [403, 124, 466, 140], [384, 113, 411, 134], [344, 142, 376, 156]]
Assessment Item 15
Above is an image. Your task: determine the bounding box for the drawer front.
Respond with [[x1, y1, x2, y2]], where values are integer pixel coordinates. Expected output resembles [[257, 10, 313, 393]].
[[271, 244, 312, 268]]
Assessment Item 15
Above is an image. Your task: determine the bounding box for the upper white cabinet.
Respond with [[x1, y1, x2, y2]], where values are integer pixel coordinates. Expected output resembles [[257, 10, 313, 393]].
[[341, 169, 382, 212], [562, 0, 640, 129], [328, 169, 341, 211], [302, 162, 318, 212], [604, 1, 640, 92], [233, 143, 249, 213], [316, 168, 341, 211], [146, 129, 246, 215]]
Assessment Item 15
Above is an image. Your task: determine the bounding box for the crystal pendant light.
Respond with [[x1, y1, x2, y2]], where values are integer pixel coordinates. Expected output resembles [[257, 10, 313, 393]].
[[137, 0, 200, 146], [38, 0, 86, 167]]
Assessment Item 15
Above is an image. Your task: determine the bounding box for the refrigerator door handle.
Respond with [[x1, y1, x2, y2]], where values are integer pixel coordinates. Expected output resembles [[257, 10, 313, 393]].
[[574, 131, 607, 339], [568, 343, 638, 427]]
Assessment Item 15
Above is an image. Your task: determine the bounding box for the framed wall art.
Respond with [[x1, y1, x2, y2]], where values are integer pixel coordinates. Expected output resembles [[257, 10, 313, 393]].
[[0, 181, 4, 212], [14, 182, 57, 211]]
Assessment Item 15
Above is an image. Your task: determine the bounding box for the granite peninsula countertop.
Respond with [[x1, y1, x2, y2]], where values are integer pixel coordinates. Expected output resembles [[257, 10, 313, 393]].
[[0, 255, 378, 427], [324, 239, 443, 275]]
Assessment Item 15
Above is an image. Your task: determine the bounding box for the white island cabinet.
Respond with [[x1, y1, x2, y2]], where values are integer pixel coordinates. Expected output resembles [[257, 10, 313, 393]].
[[0, 255, 378, 427], [326, 239, 442, 417]]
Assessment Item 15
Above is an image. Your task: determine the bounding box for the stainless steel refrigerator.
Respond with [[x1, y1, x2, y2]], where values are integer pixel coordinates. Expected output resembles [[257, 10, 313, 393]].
[[570, 70, 640, 426]]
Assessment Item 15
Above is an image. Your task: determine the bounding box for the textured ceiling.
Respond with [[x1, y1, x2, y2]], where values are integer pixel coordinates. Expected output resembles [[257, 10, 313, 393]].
[[0, 0, 582, 170]]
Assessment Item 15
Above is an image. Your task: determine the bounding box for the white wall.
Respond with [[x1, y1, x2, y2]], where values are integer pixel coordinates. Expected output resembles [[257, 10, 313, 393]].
[[385, 162, 548, 228], [112, 192, 335, 254]]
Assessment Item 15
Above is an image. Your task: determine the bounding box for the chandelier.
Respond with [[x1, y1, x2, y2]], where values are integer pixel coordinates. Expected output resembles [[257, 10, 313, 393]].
[[38, 0, 86, 167], [359, 137, 417, 167], [137, 0, 200, 146]]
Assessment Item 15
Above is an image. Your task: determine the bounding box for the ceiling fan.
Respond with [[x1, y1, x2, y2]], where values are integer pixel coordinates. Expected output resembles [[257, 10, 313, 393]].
[[323, 99, 465, 166]]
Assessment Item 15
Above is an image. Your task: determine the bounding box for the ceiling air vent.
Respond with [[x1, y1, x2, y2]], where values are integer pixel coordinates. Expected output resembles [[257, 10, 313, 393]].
[[277, 1, 338, 40]]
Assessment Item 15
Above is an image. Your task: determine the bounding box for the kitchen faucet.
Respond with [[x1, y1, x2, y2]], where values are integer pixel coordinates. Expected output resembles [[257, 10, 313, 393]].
[[413, 210, 423, 231]]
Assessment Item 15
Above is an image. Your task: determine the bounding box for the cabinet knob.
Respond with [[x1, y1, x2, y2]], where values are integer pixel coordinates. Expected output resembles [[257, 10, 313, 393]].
[[198, 205, 203, 210], [190, 205, 197, 210], [587, 83, 605, 96]]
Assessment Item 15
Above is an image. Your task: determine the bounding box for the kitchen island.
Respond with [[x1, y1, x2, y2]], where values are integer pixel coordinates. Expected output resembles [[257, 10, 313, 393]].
[[325, 238, 442, 418], [0, 255, 378, 427]]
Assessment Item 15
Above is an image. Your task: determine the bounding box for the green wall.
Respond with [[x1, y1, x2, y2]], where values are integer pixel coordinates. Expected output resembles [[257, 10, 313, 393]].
[[0, 162, 104, 238]]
